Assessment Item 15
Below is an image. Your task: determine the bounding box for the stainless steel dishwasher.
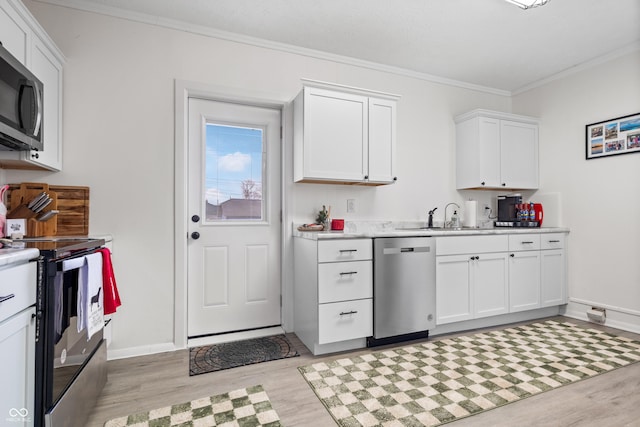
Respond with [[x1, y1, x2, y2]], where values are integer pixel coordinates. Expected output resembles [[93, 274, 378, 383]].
[[368, 237, 436, 346]]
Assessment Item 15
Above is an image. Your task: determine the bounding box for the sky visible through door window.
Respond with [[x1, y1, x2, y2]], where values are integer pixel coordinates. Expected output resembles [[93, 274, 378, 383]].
[[205, 123, 264, 221]]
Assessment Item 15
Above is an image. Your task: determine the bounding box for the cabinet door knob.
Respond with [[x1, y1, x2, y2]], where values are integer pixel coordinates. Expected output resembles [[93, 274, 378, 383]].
[[481, 182, 485, 186], [32, 153, 40, 159], [191, 215, 200, 223], [191, 232, 200, 240], [393, 176, 398, 181], [510, 253, 515, 257], [364, 175, 369, 180], [501, 183, 506, 186]]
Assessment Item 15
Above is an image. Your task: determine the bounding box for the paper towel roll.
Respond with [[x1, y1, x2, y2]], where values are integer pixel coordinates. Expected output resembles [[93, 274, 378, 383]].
[[462, 200, 477, 228]]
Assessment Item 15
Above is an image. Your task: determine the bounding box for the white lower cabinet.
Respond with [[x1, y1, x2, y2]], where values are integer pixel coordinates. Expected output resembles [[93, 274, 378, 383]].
[[436, 235, 508, 325], [294, 237, 373, 355], [436, 232, 568, 327], [0, 261, 37, 426], [0, 307, 36, 424]]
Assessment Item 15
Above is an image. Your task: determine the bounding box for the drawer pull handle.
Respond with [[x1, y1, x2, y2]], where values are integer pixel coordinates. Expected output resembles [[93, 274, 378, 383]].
[[339, 310, 358, 316], [339, 271, 358, 276], [548, 240, 560, 243], [521, 241, 534, 244], [0, 294, 16, 304], [339, 249, 358, 253]]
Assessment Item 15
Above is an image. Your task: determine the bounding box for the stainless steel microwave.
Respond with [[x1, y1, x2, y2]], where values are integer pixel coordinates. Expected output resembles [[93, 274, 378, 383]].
[[0, 42, 44, 151]]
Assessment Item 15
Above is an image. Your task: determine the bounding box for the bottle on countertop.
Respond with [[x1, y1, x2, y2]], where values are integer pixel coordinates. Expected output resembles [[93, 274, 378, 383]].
[[0, 185, 8, 238], [529, 202, 535, 222], [451, 210, 460, 228]]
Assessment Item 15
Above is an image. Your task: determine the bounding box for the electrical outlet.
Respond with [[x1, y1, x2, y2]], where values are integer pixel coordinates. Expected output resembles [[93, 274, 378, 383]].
[[483, 204, 491, 216], [347, 199, 356, 213]]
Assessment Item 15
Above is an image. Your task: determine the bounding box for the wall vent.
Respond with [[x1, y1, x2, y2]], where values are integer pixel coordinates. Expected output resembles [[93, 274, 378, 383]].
[[586, 307, 606, 324]]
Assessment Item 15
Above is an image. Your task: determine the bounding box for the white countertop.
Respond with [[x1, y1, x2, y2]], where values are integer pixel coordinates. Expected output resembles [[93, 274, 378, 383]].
[[293, 221, 569, 240], [0, 248, 40, 267]]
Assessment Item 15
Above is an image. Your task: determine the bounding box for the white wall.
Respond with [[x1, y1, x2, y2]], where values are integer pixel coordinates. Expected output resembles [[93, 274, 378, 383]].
[[513, 51, 640, 330], [5, 1, 512, 356]]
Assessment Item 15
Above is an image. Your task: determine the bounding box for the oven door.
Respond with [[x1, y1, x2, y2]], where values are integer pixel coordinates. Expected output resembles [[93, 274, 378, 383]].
[[46, 268, 104, 407]]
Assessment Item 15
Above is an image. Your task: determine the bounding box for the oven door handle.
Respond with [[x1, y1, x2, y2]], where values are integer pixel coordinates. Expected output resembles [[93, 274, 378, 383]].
[[0, 293, 16, 304]]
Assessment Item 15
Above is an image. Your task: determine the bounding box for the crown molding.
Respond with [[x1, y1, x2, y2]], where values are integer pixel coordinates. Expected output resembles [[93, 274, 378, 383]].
[[32, 0, 511, 97]]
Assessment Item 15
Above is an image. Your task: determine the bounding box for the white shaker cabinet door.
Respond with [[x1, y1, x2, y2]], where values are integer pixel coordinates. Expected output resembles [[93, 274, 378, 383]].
[[367, 97, 396, 183], [509, 250, 541, 312], [0, 2, 30, 65], [473, 252, 509, 318], [0, 307, 36, 425], [436, 255, 473, 325], [500, 120, 538, 189], [302, 87, 367, 181], [29, 35, 63, 171], [541, 249, 566, 307]]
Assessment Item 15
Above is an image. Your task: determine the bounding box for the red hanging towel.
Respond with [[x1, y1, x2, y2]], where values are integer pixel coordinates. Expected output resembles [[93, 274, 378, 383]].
[[97, 248, 121, 314]]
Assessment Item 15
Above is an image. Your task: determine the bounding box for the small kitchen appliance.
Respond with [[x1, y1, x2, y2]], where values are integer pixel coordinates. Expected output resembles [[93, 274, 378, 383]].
[[0, 43, 44, 152], [496, 195, 541, 227]]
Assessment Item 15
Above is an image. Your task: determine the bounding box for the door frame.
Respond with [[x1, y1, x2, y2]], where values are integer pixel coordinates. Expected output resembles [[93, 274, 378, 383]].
[[174, 80, 292, 349]]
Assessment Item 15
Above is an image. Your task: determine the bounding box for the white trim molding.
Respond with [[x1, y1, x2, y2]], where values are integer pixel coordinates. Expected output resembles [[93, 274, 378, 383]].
[[564, 298, 640, 335]]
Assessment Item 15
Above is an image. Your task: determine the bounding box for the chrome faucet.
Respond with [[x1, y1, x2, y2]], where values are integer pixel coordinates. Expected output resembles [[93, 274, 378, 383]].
[[444, 202, 460, 228]]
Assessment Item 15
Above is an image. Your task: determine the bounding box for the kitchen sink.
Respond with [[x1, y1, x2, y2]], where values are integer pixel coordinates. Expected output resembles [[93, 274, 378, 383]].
[[395, 227, 466, 231]]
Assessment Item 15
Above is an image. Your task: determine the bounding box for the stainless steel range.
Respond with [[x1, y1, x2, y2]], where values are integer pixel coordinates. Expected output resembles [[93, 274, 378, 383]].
[[21, 237, 107, 427]]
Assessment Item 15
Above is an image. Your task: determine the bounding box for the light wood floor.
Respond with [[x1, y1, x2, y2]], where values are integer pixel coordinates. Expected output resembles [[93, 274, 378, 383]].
[[86, 316, 640, 427]]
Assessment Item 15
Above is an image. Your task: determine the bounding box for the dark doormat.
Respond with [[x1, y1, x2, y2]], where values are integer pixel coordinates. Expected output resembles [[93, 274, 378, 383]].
[[189, 334, 300, 376]]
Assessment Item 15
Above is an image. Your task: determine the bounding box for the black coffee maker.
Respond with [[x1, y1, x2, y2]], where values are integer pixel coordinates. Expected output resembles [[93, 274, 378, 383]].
[[496, 195, 522, 227]]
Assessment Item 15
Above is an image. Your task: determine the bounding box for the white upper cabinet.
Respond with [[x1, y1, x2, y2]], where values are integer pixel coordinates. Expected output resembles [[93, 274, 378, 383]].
[[0, 1, 30, 64], [293, 80, 398, 185], [455, 109, 539, 190], [0, 0, 64, 171]]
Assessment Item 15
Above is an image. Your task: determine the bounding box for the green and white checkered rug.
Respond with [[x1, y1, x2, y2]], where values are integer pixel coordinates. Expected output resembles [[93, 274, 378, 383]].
[[299, 320, 640, 427], [104, 385, 282, 427]]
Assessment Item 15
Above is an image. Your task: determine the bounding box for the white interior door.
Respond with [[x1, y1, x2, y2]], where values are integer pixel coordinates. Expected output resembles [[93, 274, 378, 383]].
[[187, 98, 281, 338]]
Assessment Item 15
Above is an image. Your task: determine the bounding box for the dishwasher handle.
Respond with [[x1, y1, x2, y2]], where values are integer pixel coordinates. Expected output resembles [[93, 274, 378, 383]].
[[383, 246, 431, 255]]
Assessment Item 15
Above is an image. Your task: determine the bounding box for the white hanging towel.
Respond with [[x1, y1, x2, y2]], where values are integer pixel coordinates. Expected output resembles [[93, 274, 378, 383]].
[[75, 252, 104, 339]]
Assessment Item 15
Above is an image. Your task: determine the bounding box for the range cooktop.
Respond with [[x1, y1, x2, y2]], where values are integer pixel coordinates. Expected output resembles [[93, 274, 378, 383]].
[[8, 237, 105, 260]]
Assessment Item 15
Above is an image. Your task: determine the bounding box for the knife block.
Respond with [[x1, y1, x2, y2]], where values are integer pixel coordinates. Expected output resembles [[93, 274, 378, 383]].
[[6, 182, 58, 237]]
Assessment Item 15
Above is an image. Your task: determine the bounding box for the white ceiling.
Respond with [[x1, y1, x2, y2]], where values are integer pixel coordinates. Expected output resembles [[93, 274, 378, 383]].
[[37, 0, 640, 93]]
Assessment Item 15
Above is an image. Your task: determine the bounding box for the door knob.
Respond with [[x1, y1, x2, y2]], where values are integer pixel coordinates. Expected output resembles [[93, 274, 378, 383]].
[[191, 215, 200, 223], [191, 232, 200, 240]]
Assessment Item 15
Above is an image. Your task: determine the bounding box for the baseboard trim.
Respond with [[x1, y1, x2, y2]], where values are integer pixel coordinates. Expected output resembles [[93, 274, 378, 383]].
[[187, 326, 285, 348], [107, 342, 178, 361], [430, 306, 563, 337], [564, 299, 640, 334]]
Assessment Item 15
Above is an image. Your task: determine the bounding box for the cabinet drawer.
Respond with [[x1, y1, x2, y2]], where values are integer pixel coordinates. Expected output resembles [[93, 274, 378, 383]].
[[541, 233, 565, 250], [318, 260, 372, 303], [509, 234, 541, 251], [0, 262, 37, 323], [318, 299, 373, 344], [318, 239, 372, 263], [436, 235, 508, 256]]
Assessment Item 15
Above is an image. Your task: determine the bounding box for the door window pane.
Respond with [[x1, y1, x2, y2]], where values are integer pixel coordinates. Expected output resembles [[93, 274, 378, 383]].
[[205, 123, 264, 221]]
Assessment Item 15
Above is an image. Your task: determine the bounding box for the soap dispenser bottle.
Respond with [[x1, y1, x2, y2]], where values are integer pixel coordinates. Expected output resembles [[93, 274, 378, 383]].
[[451, 210, 460, 229]]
